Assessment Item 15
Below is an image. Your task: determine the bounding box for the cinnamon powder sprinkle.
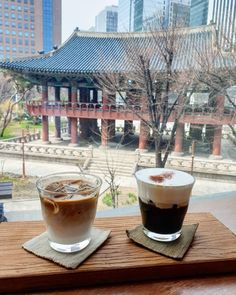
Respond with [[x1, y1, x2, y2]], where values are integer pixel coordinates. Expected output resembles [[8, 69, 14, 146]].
[[150, 172, 174, 183]]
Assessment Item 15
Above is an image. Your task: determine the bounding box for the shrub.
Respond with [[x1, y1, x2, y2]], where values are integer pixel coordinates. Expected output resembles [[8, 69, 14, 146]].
[[102, 193, 113, 207]]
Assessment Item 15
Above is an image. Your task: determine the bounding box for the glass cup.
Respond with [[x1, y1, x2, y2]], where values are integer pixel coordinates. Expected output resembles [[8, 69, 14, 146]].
[[135, 168, 195, 242], [36, 172, 102, 253]]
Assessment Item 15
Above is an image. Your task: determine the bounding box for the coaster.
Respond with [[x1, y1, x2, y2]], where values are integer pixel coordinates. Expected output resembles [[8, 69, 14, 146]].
[[126, 224, 198, 260], [22, 227, 111, 269]]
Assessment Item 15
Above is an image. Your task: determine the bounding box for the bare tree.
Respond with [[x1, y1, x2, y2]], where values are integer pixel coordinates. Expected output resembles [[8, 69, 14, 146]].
[[193, 25, 236, 142], [0, 71, 33, 137], [93, 24, 198, 167]]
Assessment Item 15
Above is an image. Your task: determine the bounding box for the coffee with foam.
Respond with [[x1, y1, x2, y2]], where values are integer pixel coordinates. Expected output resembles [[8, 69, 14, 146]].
[[135, 168, 195, 241]]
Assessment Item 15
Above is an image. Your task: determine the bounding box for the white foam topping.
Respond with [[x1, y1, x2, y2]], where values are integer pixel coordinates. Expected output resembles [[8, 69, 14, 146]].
[[135, 168, 194, 187], [135, 168, 195, 208]]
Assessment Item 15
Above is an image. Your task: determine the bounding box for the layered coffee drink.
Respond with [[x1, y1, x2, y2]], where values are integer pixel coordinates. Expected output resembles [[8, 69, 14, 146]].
[[135, 168, 195, 242], [36, 172, 102, 253]]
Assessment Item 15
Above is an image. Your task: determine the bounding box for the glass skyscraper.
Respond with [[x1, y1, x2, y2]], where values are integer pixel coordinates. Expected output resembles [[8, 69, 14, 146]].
[[118, 0, 133, 32], [119, 0, 190, 32], [190, 0, 209, 26], [190, 0, 236, 48]]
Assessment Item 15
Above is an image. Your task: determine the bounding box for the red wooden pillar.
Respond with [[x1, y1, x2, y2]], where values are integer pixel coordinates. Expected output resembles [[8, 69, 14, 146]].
[[70, 82, 78, 146], [67, 87, 72, 136], [100, 91, 109, 147], [211, 125, 222, 158], [101, 119, 109, 146], [173, 122, 184, 155], [139, 121, 148, 150], [80, 87, 91, 139], [54, 86, 61, 141], [41, 81, 50, 144]]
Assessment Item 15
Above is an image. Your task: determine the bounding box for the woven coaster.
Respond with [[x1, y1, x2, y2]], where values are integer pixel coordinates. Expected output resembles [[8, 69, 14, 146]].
[[23, 227, 111, 269], [126, 224, 198, 260]]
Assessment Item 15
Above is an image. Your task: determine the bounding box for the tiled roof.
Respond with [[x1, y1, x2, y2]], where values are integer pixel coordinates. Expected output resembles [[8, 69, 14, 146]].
[[0, 26, 219, 75]]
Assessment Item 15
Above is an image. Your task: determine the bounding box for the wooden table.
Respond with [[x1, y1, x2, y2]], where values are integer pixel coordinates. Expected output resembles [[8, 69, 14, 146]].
[[1, 210, 236, 295]]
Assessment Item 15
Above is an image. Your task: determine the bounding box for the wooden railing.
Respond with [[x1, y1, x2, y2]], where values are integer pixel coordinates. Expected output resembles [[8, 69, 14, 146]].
[[26, 101, 236, 124]]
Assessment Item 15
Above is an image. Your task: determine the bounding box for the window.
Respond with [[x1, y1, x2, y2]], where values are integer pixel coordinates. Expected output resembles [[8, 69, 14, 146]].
[[18, 22, 22, 28], [24, 23, 28, 29], [5, 13, 9, 18], [18, 14, 22, 20], [31, 32, 34, 38], [11, 22, 16, 27], [18, 38, 23, 45], [24, 31, 29, 37], [4, 3, 9, 9], [11, 13, 16, 19], [17, 0, 22, 3], [30, 39, 34, 46], [12, 38, 16, 44], [24, 6, 28, 12], [12, 47, 17, 52], [12, 30, 16, 35], [6, 46, 10, 52], [18, 31, 22, 36], [30, 0, 34, 5], [17, 6, 22, 11], [24, 39, 29, 45], [24, 0, 28, 4], [30, 23, 34, 29], [24, 14, 28, 21], [0, 37, 3, 43], [5, 29, 10, 35], [11, 5, 16, 10], [5, 37, 10, 43], [30, 15, 34, 22]]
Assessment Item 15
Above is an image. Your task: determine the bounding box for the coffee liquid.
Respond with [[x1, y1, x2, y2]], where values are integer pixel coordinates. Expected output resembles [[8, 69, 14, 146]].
[[139, 198, 188, 234]]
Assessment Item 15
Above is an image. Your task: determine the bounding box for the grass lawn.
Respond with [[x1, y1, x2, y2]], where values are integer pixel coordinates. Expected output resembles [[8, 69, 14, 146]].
[[0, 121, 55, 139]]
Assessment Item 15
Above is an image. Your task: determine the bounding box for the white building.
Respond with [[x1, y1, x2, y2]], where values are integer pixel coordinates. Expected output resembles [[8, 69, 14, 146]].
[[95, 6, 118, 32]]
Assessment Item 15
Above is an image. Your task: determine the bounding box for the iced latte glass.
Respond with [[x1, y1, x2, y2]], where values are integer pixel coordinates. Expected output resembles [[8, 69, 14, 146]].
[[36, 172, 102, 253], [135, 168, 195, 242]]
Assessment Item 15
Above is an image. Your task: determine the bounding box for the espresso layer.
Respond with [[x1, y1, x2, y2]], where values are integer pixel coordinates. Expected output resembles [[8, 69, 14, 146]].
[[139, 198, 188, 234]]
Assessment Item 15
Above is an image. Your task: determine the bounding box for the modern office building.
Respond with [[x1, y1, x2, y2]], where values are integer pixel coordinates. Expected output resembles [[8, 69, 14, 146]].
[[120, 0, 190, 32], [118, 0, 133, 32], [190, 0, 236, 49], [95, 5, 118, 32], [0, 0, 61, 60], [190, 0, 209, 26]]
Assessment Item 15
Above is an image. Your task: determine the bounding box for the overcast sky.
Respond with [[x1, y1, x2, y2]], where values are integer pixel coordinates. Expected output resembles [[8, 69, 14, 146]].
[[62, 0, 118, 42]]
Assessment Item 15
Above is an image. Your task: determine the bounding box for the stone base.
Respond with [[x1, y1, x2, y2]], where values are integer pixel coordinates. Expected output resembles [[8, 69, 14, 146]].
[[171, 151, 184, 157], [99, 145, 109, 149], [41, 141, 51, 145], [209, 155, 223, 160], [69, 143, 78, 147], [54, 137, 63, 142], [135, 148, 148, 153]]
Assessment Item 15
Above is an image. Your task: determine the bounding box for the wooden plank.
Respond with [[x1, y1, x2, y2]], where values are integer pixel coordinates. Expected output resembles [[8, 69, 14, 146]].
[[0, 213, 236, 294]]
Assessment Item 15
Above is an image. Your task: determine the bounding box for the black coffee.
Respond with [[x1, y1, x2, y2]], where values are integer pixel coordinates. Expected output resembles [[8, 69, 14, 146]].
[[139, 198, 188, 234]]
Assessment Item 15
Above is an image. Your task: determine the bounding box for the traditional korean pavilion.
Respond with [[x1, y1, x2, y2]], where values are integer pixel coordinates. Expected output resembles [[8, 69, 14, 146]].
[[0, 25, 235, 157]]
